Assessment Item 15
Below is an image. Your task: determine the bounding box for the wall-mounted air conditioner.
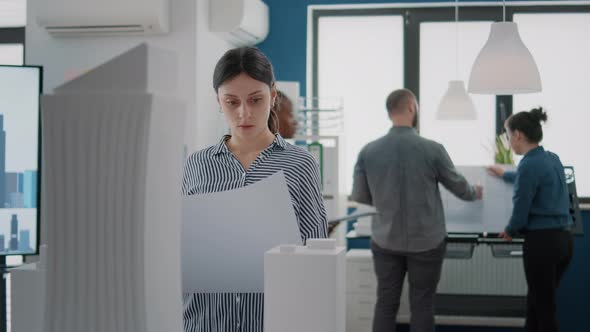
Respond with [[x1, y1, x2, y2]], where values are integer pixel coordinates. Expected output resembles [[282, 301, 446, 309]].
[[36, 0, 169, 36], [210, 0, 269, 47]]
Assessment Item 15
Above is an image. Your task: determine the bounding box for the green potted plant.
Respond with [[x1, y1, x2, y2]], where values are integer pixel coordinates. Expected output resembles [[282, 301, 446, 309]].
[[495, 132, 514, 165]]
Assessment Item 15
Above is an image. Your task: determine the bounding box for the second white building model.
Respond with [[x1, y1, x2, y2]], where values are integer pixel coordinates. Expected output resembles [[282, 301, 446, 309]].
[[264, 239, 346, 332]]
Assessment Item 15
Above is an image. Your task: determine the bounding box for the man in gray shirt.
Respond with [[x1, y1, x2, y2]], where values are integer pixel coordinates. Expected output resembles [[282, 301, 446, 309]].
[[351, 89, 483, 332]]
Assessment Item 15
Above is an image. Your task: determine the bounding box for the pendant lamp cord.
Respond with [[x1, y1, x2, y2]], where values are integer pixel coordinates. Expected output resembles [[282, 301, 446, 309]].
[[455, 0, 459, 79]]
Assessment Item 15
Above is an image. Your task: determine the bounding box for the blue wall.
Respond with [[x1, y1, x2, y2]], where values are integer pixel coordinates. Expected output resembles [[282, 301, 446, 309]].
[[258, 0, 563, 97]]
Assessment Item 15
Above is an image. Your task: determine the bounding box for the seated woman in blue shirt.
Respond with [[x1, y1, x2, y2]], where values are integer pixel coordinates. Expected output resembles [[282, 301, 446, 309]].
[[181, 47, 327, 332], [488, 107, 573, 332]]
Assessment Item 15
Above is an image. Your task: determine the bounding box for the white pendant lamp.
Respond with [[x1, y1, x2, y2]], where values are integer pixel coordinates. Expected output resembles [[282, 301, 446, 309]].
[[468, 0, 541, 94], [436, 0, 477, 120], [437, 81, 477, 120]]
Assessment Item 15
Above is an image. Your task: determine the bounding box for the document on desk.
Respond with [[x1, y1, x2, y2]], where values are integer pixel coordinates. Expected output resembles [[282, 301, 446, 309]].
[[181, 171, 302, 293], [442, 166, 515, 234]]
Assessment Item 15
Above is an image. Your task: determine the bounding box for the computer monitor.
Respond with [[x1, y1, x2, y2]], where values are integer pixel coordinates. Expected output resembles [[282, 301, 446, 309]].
[[0, 65, 42, 256]]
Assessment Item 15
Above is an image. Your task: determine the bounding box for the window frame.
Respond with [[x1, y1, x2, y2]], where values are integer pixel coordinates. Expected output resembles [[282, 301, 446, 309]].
[[0, 27, 24, 44]]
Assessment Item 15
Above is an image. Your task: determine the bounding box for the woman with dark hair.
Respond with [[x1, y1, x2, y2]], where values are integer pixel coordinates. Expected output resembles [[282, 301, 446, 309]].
[[488, 107, 573, 332], [181, 47, 327, 332]]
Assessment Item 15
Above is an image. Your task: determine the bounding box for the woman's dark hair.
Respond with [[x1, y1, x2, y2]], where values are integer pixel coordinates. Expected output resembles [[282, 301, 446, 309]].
[[213, 47, 279, 133], [506, 107, 548, 143]]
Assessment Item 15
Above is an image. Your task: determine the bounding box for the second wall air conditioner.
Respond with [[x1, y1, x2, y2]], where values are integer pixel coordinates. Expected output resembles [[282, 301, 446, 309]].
[[210, 0, 269, 47], [36, 0, 169, 36]]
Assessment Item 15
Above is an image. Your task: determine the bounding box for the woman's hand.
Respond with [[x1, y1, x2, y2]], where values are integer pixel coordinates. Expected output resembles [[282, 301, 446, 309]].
[[499, 232, 512, 242], [487, 165, 505, 178]]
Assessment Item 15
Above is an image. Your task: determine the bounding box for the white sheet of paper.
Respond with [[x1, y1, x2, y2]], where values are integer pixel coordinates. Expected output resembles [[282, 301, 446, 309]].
[[442, 166, 516, 234], [181, 171, 302, 293]]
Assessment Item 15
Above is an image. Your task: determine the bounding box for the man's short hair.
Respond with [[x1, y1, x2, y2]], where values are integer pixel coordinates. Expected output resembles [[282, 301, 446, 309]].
[[386, 89, 416, 114]]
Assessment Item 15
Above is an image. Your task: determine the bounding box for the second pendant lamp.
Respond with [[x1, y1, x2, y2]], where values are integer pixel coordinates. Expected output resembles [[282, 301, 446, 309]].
[[436, 0, 477, 120], [438, 81, 477, 120]]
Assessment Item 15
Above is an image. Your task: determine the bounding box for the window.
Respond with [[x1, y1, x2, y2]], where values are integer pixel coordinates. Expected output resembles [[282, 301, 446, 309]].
[[0, 27, 24, 65], [0, 43, 23, 65], [0, 0, 26, 28], [312, 4, 590, 199], [512, 12, 590, 197], [317, 14, 404, 194], [419, 21, 496, 165], [0, 0, 26, 65]]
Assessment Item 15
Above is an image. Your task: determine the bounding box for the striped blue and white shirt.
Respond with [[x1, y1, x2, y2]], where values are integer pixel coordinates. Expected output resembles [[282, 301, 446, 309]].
[[182, 134, 328, 332]]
